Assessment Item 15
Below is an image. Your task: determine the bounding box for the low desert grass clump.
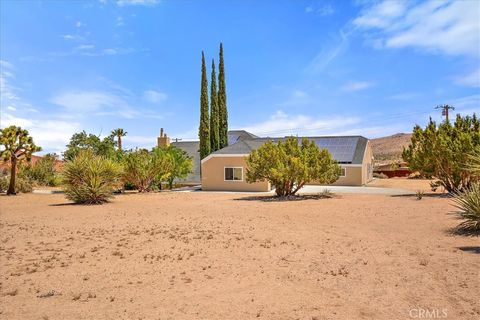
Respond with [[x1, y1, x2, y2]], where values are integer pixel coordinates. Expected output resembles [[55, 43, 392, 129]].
[[62, 150, 121, 204], [452, 183, 480, 234], [416, 190, 424, 200]]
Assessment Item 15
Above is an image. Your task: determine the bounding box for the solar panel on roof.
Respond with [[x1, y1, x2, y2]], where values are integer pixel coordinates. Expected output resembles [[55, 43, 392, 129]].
[[228, 133, 240, 145], [312, 137, 359, 163]]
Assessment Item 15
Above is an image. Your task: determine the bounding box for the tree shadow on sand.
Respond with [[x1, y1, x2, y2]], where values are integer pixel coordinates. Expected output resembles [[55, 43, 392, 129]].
[[456, 246, 480, 254], [49, 202, 82, 207], [446, 226, 480, 237], [234, 193, 339, 202], [390, 193, 451, 199]]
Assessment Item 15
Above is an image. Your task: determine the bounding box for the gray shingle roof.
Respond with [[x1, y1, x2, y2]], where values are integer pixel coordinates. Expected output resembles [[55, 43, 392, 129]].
[[212, 136, 369, 164], [227, 130, 259, 144]]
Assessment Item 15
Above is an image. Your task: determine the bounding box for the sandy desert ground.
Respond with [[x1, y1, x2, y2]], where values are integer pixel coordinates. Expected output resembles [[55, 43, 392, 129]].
[[0, 179, 479, 320]]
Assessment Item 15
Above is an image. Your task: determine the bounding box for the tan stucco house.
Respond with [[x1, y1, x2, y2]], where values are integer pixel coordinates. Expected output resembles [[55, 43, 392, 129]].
[[158, 129, 373, 191], [200, 133, 374, 192]]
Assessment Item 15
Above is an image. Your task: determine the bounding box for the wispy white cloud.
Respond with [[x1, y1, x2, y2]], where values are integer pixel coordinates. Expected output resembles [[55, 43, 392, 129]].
[[0, 60, 15, 70], [143, 90, 167, 103], [116, 0, 160, 6], [0, 60, 20, 105], [354, 0, 480, 57], [50, 81, 171, 121], [61, 34, 76, 40], [341, 81, 375, 91], [0, 63, 83, 153], [75, 21, 85, 28], [353, 0, 406, 28], [50, 90, 139, 118], [454, 68, 480, 88], [387, 92, 419, 100], [305, 4, 335, 16], [75, 44, 95, 51], [240, 110, 360, 136], [116, 16, 124, 26], [276, 89, 311, 108], [447, 94, 480, 115], [1, 113, 81, 154], [307, 29, 350, 73], [51, 46, 136, 57]]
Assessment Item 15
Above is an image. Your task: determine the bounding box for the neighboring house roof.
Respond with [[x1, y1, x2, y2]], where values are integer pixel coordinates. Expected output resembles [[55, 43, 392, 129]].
[[171, 141, 201, 183], [208, 136, 369, 165]]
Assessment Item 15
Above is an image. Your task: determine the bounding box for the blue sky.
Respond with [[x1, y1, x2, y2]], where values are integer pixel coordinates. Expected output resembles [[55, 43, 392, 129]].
[[1, 0, 479, 154]]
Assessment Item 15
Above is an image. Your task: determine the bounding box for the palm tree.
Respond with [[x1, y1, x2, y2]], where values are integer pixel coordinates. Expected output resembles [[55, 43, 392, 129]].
[[111, 128, 127, 151]]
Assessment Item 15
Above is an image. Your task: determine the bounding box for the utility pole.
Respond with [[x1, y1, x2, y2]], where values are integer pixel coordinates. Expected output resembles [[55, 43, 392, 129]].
[[435, 104, 455, 122]]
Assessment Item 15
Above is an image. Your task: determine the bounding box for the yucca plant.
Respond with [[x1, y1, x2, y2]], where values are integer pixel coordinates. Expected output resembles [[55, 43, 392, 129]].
[[452, 183, 480, 233], [62, 150, 121, 204]]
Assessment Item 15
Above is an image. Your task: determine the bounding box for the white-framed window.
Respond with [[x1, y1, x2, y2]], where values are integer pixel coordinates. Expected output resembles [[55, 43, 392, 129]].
[[340, 167, 346, 177], [224, 167, 243, 181]]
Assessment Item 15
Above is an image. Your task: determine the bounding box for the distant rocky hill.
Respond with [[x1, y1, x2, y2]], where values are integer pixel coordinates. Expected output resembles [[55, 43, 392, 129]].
[[371, 133, 412, 164]]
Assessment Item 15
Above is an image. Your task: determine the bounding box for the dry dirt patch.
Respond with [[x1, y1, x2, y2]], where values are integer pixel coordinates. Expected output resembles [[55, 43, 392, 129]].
[[0, 191, 478, 320]]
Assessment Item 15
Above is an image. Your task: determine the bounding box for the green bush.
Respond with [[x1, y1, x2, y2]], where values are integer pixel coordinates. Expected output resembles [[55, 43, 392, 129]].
[[246, 137, 341, 197], [18, 154, 59, 186], [453, 183, 480, 233], [62, 150, 121, 204], [122, 149, 172, 192], [403, 114, 479, 192], [154, 146, 193, 190], [0, 175, 33, 193]]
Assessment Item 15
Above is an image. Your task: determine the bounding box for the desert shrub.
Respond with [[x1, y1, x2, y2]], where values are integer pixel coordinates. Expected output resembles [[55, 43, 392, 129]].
[[122, 149, 172, 192], [373, 172, 388, 179], [246, 137, 341, 197], [415, 190, 424, 200], [62, 150, 121, 204], [319, 189, 333, 198], [452, 183, 480, 233], [0, 175, 33, 193], [18, 154, 59, 186], [403, 114, 479, 193], [0, 175, 8, 193]]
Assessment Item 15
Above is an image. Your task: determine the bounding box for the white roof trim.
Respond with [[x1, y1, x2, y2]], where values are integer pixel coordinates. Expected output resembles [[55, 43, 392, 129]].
[[201, 153, 249, 164]]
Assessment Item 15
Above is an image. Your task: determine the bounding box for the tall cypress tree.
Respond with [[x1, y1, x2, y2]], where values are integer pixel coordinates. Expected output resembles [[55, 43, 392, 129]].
[[199, 51, 210, 160], [210, 59, 220, 151], [218, 42, 228, 148]]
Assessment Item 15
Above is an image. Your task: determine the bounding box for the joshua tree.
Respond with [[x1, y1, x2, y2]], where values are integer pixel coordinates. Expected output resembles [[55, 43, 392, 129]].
[[111, 128, 127, 151], [0, 126, 41, 195]]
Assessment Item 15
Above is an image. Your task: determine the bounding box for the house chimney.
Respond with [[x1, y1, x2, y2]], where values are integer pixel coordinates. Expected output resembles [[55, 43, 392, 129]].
[[157, 128, 170, 147]]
